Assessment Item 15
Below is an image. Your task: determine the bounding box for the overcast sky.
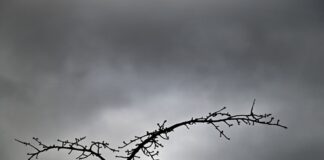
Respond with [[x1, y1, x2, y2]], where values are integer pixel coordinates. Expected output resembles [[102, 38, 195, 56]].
[[0, 0, 323, 160]]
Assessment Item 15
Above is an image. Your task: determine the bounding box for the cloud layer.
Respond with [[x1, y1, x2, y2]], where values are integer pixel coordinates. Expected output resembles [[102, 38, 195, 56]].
[[1, 0, 323, 160]]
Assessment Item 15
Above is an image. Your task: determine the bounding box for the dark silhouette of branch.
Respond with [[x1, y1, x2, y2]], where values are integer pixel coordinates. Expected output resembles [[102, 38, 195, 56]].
[[15, 137, 118, 160], [116, 99, 287, 160], [17, 99, 287, 160]]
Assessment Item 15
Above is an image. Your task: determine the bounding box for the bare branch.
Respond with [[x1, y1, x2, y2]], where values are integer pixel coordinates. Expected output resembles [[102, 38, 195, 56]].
[[15, 137, 118, 160], [17, 101, 287, 160], [116, 101, 287, 160]]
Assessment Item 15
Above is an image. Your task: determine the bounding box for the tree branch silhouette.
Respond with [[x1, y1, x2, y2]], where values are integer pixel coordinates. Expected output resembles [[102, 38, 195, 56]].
[[15, 137, 118, 160], [16, 99, 287, 160]]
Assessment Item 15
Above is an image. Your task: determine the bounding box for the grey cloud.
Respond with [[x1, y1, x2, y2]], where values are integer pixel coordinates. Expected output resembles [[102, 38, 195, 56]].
[[1, 0, 324, 160]]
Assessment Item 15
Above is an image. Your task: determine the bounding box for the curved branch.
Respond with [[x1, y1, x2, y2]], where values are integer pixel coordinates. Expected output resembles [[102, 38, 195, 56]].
[[17, 100, 287, 160], [116, 100, 287, 160]]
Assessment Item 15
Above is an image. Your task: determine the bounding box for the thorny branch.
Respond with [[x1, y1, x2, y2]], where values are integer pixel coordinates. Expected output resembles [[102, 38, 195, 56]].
[[17, 99, 287, 160]]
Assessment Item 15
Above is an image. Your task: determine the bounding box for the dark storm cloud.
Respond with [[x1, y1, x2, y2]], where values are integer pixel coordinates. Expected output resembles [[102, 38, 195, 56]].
[[1, 0, 324, 160]]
